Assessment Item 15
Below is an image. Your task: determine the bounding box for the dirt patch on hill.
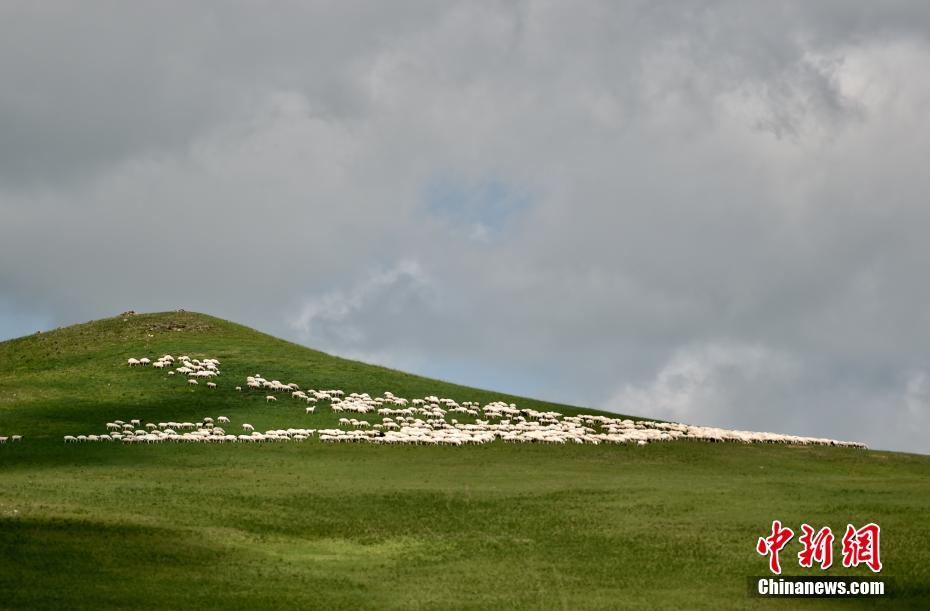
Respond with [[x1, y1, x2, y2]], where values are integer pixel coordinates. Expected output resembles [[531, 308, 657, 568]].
[[141, 319, 215, 334], [113, 312, 217, 336]]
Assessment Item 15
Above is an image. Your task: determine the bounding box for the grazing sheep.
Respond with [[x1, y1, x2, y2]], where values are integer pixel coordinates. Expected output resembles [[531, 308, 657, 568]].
[[188, 379, 198, 386], [102, 369, 869, 449], [235, 386, 242, 392], [127, 358, 140, 367]]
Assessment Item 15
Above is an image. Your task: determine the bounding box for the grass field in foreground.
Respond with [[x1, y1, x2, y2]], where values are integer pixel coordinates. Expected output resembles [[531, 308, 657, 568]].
[[0, 312, 928, 609]]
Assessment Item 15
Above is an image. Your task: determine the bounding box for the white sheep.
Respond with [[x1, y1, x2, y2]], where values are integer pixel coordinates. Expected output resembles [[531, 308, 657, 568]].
[[206, 382, 217, 389], [305, 406, 316, 414], [242, 423, 254, 432], [188, 379, 198, 386], [266, 396, 277, 403], [127, 358, 140, 367]]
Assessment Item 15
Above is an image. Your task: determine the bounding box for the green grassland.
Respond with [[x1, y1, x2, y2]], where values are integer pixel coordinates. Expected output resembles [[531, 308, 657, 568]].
[[0, 312, 927, 609]]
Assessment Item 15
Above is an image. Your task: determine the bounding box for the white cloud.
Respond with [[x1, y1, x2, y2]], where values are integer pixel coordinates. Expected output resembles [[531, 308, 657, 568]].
[[607, 342, 801, 426], [608, 344, 930, 453], [291, 260, 431, 346]]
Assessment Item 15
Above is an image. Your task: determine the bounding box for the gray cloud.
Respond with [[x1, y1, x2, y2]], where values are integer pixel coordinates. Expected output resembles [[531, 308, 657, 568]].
[[2, 1, 929, 453]]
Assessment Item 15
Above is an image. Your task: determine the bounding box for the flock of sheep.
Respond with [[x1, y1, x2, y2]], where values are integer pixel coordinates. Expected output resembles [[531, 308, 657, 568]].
[[53, 354, 867, 449], [63, 415, 315, 444]]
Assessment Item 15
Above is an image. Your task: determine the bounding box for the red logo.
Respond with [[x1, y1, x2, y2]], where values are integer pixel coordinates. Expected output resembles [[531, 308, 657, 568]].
[[842, 523, 882, 573], [758, 521, 882, 574], [756, 520, 795, 575], [798, 524, 834, 570]]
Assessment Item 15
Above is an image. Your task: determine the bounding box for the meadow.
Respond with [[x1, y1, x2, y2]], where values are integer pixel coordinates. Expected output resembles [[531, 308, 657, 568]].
[[1, 312, 927, 609]]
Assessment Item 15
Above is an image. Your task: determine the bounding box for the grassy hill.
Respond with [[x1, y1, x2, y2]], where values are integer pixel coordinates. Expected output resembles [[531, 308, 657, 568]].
[[0, 311, 927, 609]]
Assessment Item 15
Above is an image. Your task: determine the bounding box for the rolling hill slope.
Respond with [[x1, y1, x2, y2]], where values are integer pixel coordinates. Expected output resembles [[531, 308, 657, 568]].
[[0, 312, 927, 609], [0, 311, 604, 439]]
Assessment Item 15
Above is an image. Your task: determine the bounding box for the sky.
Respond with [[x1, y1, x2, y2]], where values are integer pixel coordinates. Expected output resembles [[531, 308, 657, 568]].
[[2, 1, 929, 454]]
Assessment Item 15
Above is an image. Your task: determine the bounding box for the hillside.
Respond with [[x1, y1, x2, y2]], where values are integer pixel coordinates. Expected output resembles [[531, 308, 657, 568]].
[[0, 312, 928, 609], [0, 311, 605, 439]]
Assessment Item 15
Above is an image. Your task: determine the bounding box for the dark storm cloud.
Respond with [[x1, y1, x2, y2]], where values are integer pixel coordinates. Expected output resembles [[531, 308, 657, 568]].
[[2, 1, 929, 453]]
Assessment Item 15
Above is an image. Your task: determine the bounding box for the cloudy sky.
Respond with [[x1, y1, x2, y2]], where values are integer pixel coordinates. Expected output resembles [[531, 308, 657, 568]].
[[2, 1, 929, 453]]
